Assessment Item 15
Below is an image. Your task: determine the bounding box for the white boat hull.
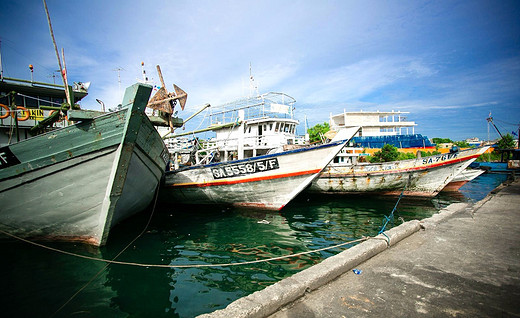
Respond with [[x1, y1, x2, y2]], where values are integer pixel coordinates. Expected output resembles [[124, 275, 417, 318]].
[[442, 168, 485, 192], [309, 147, 489, 196], [162, 140, 349, 210]]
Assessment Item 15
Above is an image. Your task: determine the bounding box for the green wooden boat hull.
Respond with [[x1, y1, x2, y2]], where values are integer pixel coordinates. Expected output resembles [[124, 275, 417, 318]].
[[0, 83, 168, 246]]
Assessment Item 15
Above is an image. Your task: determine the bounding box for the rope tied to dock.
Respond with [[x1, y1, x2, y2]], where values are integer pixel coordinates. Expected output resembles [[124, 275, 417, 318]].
[[378, 179, 409, 245], [1, 180, 411, 269], [0, 227, 370, 268]]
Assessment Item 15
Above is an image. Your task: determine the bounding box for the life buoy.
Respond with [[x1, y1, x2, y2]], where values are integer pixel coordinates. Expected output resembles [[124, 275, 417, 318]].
[[16, 106, 30, 121], [0, 104, 9, 119]]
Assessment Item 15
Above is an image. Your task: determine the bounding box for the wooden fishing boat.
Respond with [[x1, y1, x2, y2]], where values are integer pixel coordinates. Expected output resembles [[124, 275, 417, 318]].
[[441, 168, 485, 192], [309, 146, 490, 196], [0, 83, 169, 246], [161, 137, 354, 210]]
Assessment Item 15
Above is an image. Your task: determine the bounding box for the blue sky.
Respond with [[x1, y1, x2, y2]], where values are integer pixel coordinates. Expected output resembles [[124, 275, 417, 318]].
[[1, 0, 519, 141]]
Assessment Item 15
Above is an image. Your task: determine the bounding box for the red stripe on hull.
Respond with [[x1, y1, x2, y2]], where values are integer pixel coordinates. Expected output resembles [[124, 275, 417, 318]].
[[169, 169, 321, 188], [324, 153, 482, 177]]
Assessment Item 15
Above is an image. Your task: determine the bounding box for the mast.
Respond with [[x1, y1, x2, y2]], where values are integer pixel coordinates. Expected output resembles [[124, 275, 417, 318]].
[[486, 113, 503, 139], [42, 0, 72, 106]]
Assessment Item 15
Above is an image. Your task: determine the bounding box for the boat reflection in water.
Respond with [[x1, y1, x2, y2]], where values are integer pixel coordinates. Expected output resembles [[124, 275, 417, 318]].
[[1, 171, 506, 317]]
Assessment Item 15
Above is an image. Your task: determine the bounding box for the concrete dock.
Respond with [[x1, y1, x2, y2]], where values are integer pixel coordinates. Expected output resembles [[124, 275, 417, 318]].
[[199, 179, 520, 318]]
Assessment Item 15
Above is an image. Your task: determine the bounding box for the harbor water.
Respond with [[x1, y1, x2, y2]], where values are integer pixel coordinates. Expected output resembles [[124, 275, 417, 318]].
[[0, 173, 509, 317]]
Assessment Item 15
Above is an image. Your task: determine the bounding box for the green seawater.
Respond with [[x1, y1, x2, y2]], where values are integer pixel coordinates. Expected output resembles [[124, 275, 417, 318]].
[[0, 173, 508, 317]]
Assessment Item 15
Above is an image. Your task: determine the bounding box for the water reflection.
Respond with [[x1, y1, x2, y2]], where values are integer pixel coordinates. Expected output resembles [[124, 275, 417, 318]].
[[100, 193, 444, 317], [0, 172, 508, 317]]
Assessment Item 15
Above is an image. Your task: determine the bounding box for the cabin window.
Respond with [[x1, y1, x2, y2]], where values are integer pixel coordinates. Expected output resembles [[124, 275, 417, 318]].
[[275, 123, 279, 132], [248, 127, 251, 133], [14, 95, 24, 107], [280, 123, 284, 132], [270, 123, 273, 131], [52, 97, 64, 106], [24, 96, 38, 108], [38, 96, 51, 108]]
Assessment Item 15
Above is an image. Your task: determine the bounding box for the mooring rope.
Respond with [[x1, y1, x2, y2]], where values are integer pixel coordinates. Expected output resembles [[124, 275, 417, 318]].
[[377, 178, 409, 244], [0, 225, 369, 268], [49, 182, 163, 317], [0, 185, 410, 270]]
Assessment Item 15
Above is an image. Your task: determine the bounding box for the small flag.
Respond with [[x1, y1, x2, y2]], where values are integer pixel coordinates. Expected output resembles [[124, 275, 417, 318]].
[[61, 67, 67, 82]]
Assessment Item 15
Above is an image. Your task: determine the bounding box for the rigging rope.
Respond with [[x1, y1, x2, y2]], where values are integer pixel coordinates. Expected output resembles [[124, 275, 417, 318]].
[[15, 92, 64, 106]]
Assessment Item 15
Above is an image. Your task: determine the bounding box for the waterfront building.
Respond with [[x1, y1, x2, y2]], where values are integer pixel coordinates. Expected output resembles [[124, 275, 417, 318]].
[[329, 109, 417, 137], [329, 109, 433, 149]]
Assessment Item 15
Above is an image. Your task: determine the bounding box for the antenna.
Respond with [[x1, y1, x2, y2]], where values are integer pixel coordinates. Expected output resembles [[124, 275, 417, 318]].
[[141, 61, 148, 82], [113, 66, 125, 101], [47, 70, 60, 84], [0, 39, 3, 80], [249, 62, 259, 97]]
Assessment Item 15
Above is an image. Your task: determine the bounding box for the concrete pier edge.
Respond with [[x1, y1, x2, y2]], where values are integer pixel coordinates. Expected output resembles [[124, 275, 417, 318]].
[[197, 182, 509, 318]]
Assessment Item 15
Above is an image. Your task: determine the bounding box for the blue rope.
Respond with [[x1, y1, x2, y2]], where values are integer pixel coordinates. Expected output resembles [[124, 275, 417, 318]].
[[378, 183, 407, 237]]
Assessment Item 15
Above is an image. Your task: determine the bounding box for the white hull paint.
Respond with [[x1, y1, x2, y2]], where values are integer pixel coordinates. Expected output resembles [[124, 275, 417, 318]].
[[442, 168, 485, 192], [162, 140, 349, 210], [310, 147, 489, 196]]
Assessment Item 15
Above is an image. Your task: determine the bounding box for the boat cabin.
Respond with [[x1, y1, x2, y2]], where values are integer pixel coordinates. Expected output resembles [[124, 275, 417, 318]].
[[168, 92, 308, 167], [0, 77, 88, 146]]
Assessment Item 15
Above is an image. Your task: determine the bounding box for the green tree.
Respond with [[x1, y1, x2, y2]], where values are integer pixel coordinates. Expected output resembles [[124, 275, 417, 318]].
[[369, 144, 400, 162], [398, 152, 416, 160], [454, 140, 470, 148], [495, 133, 516, 150], [432, 137, 453, 144], [307, 122, 330, 143]]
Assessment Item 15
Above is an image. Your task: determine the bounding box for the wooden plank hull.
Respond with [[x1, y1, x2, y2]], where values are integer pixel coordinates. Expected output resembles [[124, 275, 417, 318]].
[[162, 140, 349, 210], [0, 83, 168, 246], [309, 147, 489, 196]]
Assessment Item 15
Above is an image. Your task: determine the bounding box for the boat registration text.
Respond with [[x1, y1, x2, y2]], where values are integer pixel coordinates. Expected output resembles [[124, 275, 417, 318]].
[[0, 146, 21, 170], [211, 158, 279, 179]]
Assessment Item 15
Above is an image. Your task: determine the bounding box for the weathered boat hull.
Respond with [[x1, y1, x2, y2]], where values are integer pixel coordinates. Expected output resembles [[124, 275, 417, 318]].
[[161, 140, 349, 210], [0, 84, 168, 246], [309, 147, 489, 196]]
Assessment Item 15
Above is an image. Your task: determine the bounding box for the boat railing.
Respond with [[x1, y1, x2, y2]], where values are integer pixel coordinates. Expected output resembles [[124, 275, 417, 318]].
[[210, 135, 298, 150], [196, 146, 220, 165], [208, 92, 296, 126]]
